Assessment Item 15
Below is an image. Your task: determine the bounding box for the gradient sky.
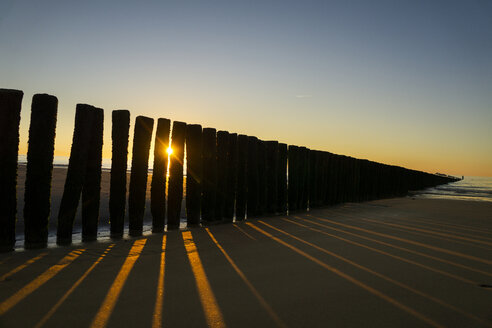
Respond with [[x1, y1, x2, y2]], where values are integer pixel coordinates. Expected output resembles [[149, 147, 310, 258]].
[[1, 0, 491, 176]]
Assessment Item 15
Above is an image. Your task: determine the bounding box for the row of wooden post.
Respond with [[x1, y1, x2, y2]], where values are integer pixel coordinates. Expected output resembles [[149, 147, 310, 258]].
[[0, 89, 459, 251]]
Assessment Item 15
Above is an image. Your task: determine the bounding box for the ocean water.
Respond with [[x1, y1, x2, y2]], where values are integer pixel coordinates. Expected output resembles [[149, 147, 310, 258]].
[[415, 176, 492, 202], [19, 155, 117, 172]]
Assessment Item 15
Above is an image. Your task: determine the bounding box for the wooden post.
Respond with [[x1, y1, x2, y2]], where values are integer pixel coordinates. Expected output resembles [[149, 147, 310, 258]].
[[257, 140, 267, 216], [202, 128, 217, 223], [308, 149, 317, 209], [319, 151, 326, 206], [128, 116, 154, 236], [235, 135, 248, 221], [247, 136, 259, 218], [288, 145, 298, 212], [353, 159, 361, 202], [319, 152, 327, 205], [299, 147, 309, 211], [0, 89, 23, 251], [23, 94, 57, 249], [277, 143, 288, 214], [315, 151, 322, 207], [185, 124, 202, 226], [151, 118, 170, 232], [82, 107, 104, 241], [224, 133, 237, 222], [329, 154, 339, 204], [109, 110, 130, 238], [57, 104, 95, 245], [265, 141, 278, 215], [167, 121, 186, 229], [216, 131, 230, 221], [361, 159, 368, 201], [345, 157, 354, 202]]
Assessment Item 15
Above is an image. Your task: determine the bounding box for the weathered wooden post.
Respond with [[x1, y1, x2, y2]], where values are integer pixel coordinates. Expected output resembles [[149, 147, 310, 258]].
[[265, 141, 278, 215], [373, 163, 381, 200], [151, 118, 170, 232], [343, 156, 352, 202], [235, 135, 248, 221], [186, 124, 202, 226], [167, 121, 186, 230], [257, 140, 267, 216], [202, 128, 217, 223], [224, 133, 237, 222], [82, 107, 104, 241], [337, 155, 347, 203], [216, 131, 230, 221], [0, 89, 23, 251], [307, 149, 316, 209], [277, 143, 288, 214], [23, 94, 57, 249], [299, 147, 309, 211], [319, 152, 326, 205], [358, 159, 368, 201], [288, 145, 299, 212], [319, 151, 327, 205], [345, 157, 354, 202], [247, 136, 259, 218], [314, 151, 323, 207], [353, 159, 361, 202], [128, 116, 154, 236], [57, 104, 95, 245], [329, 154, 340, 204], [109, 110, 130, 238]]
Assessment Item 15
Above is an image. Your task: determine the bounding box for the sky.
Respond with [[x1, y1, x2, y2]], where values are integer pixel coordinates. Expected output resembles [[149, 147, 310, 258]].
[[1, 0, 491, 176]]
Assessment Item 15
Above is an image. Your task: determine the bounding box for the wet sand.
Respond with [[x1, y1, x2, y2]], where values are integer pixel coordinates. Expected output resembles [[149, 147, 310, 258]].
[[2, 196, 492, 327]]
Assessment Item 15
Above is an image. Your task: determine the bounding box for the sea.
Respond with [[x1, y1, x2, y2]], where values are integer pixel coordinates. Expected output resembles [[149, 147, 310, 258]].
[[414, 176, 492, 203]]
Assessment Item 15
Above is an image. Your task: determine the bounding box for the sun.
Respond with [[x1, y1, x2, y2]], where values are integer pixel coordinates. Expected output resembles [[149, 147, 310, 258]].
[[166, 147, 173, 155]]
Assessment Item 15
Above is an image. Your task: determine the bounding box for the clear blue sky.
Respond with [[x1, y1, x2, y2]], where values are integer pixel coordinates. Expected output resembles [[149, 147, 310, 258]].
[[1, 0, 491, 176]]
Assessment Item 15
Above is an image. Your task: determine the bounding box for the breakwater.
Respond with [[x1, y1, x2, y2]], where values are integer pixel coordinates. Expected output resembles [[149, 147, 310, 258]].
[[0, 89, 459, 251]]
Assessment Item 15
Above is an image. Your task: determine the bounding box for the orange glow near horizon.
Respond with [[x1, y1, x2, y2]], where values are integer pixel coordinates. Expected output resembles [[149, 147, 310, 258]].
[[14, 100, 492, 177]]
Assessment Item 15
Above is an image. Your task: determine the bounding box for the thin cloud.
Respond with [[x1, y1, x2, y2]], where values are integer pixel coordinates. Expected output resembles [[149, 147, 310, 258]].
[[295, 94, 313, 98]]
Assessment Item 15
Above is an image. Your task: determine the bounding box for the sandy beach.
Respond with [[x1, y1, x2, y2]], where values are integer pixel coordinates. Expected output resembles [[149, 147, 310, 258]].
[[2, 195, 491, 327]]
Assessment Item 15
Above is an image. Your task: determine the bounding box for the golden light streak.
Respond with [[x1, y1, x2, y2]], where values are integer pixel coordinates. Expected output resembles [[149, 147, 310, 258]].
[[166, 147, 173, 155], [205, 228, 286, 328], [34, 244, 115, 328], [384, 217, 492, 240], [266, 220, 491, 327], [0, 252, 48, 282], [90, 239, 147, 328], [245, 222, 444, 328], [290, 217, 475, 284], [359, 217, 492, 247], [0, 249, 85, 315], [304, 216, 492, 278], [347, 216, 492, 251], [232, 224, 257, 241], [392, 216, 492, 235], [182, 231, 225, 328], [308, 215, 492, 265], [152, 235, 167, 328]]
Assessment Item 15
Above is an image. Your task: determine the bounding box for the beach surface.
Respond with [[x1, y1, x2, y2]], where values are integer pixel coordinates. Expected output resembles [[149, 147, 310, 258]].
[[2, 197, 492, 327]]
